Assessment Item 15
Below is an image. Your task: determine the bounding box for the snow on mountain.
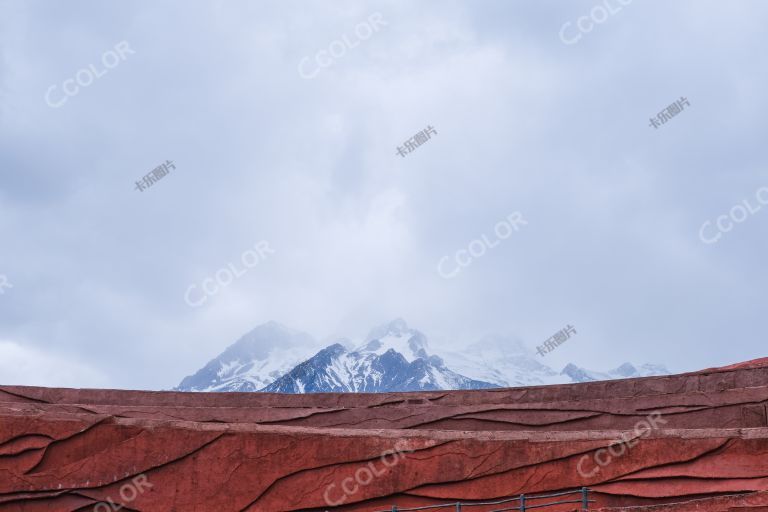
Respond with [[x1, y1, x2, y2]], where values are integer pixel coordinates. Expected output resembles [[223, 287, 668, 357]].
[[443, 335, 568, 387], [446, 334, 670, 386], [262, 339, 495, 393], [560, 363, 609, 383], [175, 318, 672, 393], [632, 363, 672, 377], [263, 319, 495, 392], [353, 318, 430, 363], [561, 362, 671, 382], [174, 321, 319, 392]]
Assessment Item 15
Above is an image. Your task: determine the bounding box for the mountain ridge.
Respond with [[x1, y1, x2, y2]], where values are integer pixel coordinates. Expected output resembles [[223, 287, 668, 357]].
[[175, 319, 670, 393]]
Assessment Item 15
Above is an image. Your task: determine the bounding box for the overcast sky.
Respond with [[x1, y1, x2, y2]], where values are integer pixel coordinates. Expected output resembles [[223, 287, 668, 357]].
[[1, 0, 767, 390]]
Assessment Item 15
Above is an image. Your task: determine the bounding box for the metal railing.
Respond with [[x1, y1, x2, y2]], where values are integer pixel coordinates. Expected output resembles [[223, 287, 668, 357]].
[[375, 487, 594, 512]]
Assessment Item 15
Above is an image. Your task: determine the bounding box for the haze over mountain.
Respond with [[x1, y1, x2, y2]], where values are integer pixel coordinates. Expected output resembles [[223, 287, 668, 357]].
[[175, 321, 320, 392], [175, 319, 670, 393], [262, 319, 495, 392]]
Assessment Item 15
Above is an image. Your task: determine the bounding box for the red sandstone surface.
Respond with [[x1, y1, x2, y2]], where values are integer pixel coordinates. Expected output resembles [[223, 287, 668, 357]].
[[2, 359, 768, 511]]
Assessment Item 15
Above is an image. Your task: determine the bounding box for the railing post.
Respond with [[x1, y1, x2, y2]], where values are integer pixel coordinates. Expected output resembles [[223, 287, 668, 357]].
[[520, 493, 526, 511], [455, 502, 461, 511], [392, 507, 397, 512], [581, 487, 589, 511]]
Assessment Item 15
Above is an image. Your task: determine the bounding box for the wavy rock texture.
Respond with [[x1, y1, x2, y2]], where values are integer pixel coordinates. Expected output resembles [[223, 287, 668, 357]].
[[1, 359, 768, 511]]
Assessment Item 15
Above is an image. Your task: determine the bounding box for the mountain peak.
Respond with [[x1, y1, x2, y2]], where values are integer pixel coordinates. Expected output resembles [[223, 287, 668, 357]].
[[176, 320, 671, 394], [174, 322, 317, 393], [560, 363, 602, 382], [358, 319, 429, 363], [560, 361, 672, 383], [468, 334, 530, 357], [639, 363, 671, 375], [263, 338, 496, 393], [365, 318, 411, 341], [612, 362, 638, 377], [223, 321, 313, 362]]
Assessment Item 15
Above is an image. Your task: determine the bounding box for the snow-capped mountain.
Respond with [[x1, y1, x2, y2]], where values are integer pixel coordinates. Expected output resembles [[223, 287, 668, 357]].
[[444, 335, 669, 386], [263, 320, 495, 393], [353, 318, 430, 362], [175, 318, 671, 393], [174, 321, 319, 392], [561, 362, 670, 382], [443, 335, 567, 387]]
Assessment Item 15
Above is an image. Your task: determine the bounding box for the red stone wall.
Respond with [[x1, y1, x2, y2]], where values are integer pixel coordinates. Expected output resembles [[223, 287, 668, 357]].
[[2, 358, 768, 511]]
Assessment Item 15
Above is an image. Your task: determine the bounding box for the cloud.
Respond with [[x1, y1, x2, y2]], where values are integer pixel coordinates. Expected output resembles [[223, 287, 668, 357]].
[[0, 0, 767, 389], [0, 340, 108, 388]]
